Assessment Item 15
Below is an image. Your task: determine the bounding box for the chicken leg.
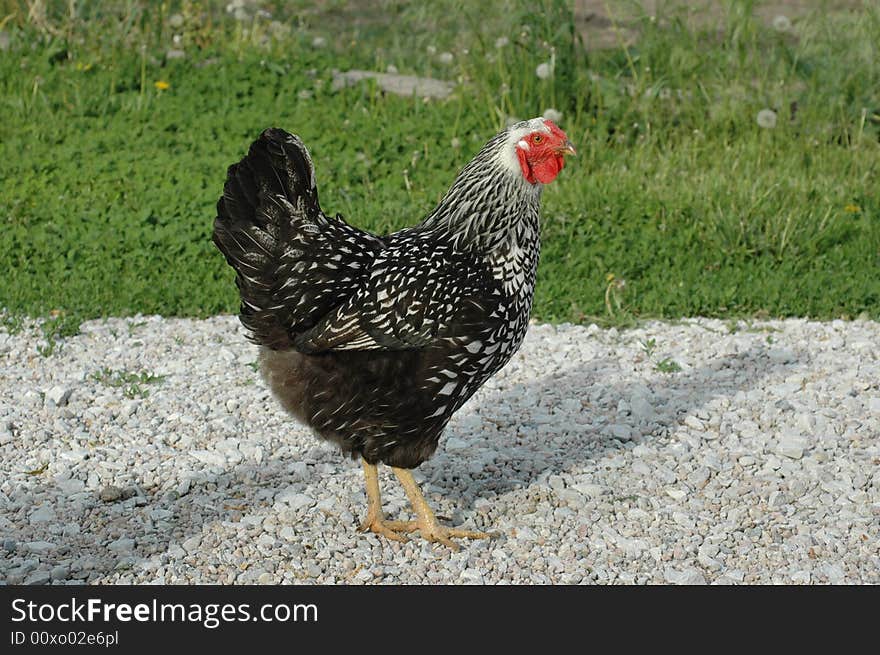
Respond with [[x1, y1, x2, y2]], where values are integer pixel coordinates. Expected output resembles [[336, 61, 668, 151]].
[[358, 460, 413, 543], [358, 460, 493, 551]]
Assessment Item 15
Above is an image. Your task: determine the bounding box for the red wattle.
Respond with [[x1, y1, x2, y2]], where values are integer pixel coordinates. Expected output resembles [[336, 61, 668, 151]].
[[532, 155, 564, 184], [517, 147, 536, 184]]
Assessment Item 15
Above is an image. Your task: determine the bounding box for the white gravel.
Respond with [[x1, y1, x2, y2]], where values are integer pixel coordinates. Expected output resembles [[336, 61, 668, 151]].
[[1, 315, 878, 585]]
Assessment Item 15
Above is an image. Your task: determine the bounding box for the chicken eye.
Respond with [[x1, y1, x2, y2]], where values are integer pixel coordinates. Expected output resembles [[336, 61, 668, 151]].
[[532, 134, 543, 144]]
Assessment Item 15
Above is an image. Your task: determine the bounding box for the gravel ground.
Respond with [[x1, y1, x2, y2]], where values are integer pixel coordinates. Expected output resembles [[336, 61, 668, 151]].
[[1, 315, 878, 585]]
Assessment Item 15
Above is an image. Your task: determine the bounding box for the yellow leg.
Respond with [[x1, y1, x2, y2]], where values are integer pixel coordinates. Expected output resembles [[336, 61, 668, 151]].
[[358, 461, 418, 543], [392, 466, 493, 551]]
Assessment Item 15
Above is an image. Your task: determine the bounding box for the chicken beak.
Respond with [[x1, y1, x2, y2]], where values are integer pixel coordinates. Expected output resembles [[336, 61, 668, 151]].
[[557, 139, 577, 156]]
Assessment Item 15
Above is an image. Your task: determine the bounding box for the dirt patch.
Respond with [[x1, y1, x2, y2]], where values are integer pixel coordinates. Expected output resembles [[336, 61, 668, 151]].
[[573, 0, 866, 49]]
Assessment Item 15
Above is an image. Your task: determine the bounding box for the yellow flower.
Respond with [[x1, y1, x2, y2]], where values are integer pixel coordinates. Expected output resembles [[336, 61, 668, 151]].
[[154, 80, 170, 91], [844, 204, 860, 214]]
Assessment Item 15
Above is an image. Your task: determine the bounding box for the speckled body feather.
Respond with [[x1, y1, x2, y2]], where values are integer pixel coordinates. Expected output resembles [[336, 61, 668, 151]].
[[214, 122, 546, 468]]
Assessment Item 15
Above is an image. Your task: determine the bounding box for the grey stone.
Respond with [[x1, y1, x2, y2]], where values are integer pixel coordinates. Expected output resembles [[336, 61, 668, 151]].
[[24, 570, 52, 585], [107, 538, 136, 554], [822, 564, 846, 584], [57, 478, 85, 494], [332, 70, 454, 99], [460, 568, 485, 584], [684, 415, 704, 431], [768, 348, 796, 364], [445, 437, 468, 450], [99, 485, 124, 502], [630, 394, 655, 423], [572, 483, 605, 498], [274, 490, 315, 513], [775, 435, 808, 460], [664, 567, 707, 585], [791, 570, 811, 583], [665, 487, 687, 500], [556, 488, 585, 508], [29, 505, 56, 524], [288, 461, 308, 480], [190, 449, 226, 467], [45, 385, 73, 407], [24, 541, 56, 555]]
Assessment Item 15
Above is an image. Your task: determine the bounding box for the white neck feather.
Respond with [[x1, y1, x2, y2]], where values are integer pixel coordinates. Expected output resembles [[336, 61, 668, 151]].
[[492, 117, 552, 181]]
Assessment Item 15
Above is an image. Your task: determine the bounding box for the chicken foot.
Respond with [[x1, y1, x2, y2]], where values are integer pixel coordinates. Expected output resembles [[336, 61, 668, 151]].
[[357, 460, 493, 551]]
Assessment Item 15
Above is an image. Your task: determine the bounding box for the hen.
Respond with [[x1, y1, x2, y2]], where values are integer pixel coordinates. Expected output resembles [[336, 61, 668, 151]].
[[213, 117, 575, 549]]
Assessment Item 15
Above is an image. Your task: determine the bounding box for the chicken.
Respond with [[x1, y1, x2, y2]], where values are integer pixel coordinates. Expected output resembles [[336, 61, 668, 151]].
[[213, 117, 575, 549]]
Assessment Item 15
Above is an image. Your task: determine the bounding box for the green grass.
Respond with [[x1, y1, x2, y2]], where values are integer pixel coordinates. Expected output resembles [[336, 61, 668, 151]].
[[0, 0, 878, 333], [89, 367, 166, 398], [654, 358, 683, 374]]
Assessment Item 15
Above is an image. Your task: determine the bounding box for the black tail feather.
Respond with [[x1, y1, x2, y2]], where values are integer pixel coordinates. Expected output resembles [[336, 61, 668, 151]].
[[213, 128, 382, 350]]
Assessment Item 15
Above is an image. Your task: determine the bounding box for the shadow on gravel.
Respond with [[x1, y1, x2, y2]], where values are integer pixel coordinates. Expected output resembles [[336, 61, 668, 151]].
[[420, 343, 798, 511], [3, 343, 799, 583], [3, 457, 347, 584]]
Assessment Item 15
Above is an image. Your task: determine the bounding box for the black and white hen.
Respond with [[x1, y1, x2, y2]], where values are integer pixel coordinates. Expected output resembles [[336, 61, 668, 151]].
[[213, 118, 575, 548]]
